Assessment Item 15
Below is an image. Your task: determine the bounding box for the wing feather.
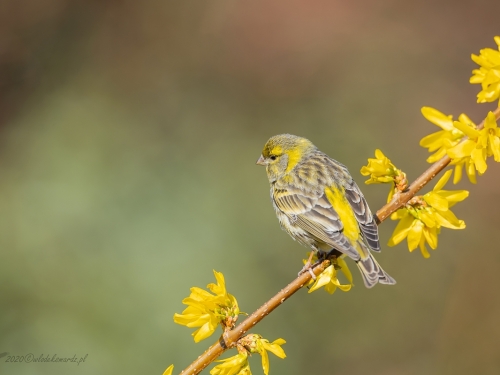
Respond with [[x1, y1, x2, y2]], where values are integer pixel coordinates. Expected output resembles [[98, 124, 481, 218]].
[[343, 183, 380, 251], [273, 189, 361, 261], [331, 162, 381, 252]]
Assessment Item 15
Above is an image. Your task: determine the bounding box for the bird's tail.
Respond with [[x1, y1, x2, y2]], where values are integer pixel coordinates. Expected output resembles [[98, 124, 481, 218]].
[[356, 252, 396, 288]]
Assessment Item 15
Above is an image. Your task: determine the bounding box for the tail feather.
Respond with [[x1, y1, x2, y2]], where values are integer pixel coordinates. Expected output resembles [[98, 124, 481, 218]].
[[356, 252, 396, 288]]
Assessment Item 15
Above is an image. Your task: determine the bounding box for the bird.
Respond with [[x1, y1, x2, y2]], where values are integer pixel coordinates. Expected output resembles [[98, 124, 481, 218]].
[[256, 134, 396, 288]]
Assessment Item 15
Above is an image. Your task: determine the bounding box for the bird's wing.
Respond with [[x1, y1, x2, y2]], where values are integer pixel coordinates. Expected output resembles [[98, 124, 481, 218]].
[[273, 187, 361, 261], [341, 179, 381, 251]]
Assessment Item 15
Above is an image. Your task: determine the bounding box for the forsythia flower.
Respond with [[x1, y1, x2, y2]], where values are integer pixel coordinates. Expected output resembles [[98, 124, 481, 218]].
[[163, 365, 174, 375], [419, 107, 468, 163], [447, 111, 500, 179], [211, 335, 286, 375], [470, 36, 500, 105], [210, 352, 251, 375], [256, 338, 287, 375], [360, 149, 407, 202], [388, 170, 468, 258], [174, 270, 240, 343], [308, 256, 353, 294], [449, 156, 478, 184]]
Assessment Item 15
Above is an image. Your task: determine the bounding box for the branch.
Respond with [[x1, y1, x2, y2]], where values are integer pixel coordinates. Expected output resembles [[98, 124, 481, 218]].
[[179, 106, 500, 375], [179, 260, 330, 375]]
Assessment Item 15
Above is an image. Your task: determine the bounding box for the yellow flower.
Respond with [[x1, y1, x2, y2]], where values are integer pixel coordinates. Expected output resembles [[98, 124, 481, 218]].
[[163, 365, 174, 375], [360, 149, 403, 184], [388, 209, 436, 258], [388, 170, 468, 258], [479, 111, 500, 161], [470, 36, 500, 105], [242, 334, 286, 375], [308, 256, 352, 294], [256, 338, 286, 375], [419, 107, 467, 163], [174, 270, 240, 343], [448, 111, 500, 178], [212, 335, 286, 375], [360, 149, 407, 202], [449, 157, 478, 184], [210, 352, 250, 375]]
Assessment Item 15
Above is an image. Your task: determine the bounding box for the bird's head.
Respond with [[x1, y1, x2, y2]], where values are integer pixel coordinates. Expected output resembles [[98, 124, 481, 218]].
[[256, 134, 316, 182]]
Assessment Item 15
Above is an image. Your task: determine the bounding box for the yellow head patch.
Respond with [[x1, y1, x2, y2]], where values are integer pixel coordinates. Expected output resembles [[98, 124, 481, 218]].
[[261, 134, 316, 172]]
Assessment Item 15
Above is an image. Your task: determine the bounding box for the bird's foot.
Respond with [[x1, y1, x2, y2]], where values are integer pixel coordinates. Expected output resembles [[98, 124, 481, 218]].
[[298, 251, 317, 280], [298, 265, 316, 280]]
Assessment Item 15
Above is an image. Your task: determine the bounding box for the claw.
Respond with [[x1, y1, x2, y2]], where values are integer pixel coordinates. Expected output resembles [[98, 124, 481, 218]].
[[298, 249, 317, 278], [308, 268, 316, 280]]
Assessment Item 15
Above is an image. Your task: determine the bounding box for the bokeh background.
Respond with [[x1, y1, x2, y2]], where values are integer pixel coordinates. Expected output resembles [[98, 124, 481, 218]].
[[1, 1, 500, 374]]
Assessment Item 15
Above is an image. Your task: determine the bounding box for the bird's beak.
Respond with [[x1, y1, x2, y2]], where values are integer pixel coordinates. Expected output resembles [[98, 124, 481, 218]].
[[256, 155, 266, 166]]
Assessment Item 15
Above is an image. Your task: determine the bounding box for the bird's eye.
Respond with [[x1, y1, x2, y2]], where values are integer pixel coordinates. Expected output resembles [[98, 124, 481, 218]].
[[270, 155, 277, 161]]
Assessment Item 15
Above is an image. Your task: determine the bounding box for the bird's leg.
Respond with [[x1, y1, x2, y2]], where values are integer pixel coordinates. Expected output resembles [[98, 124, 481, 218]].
[[316, 250, 328, 263], [324, 248, 343, 270], [298, 249, 318, 280]]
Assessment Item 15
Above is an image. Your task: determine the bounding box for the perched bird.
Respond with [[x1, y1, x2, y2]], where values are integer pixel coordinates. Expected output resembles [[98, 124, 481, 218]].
[[256, 134, 395, 288]]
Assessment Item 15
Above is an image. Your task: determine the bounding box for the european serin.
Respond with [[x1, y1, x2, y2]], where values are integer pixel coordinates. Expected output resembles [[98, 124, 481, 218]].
[[257, 134, 395, 288]]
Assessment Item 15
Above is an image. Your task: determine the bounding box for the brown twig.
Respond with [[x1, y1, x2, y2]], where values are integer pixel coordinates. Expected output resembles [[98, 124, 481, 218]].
[[179, 106, 500, 375]]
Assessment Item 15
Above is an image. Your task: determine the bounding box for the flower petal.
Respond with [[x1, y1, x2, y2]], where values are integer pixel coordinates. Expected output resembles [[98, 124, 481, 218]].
[[193, 320, 216, 342], [490, 133, 500, 161], [427, 147, 448, 163], [418, 239, 431, 259], [334, 283, 352, 292], [458, 113, 476, 127], [495, 36, 500, 48], [485, 111, 499, 129], [434, 209, 466, 229], [308, 265, 334, 293], [453, 162, 463, 184], [374, 149, 386, 159], [163, 365, 174, 375], [420, 131, 450, 150], [324, 283, 338, 294], [421, 107, 454, 131], [419, 209, 437, 228], [337, 257, 353, 284], [211, 353, 248, 375], [386, 187, 395, 203], [207, 270, 227, 296], [388, 213, 414, 246], [423, 226, 438, 249], [407, 220, 424, 251], [452, 120, 480, 138], [262, 340, 287, 359], [466, 158, 478, 184], [261, 347, 270, 375], [447, 140, 477, 159], [438, 190, 469, 205], [471, 147, 487, 174], [424, 191, 449, 211], [174, 313, 210, 328], [433, 169, 453, 191]]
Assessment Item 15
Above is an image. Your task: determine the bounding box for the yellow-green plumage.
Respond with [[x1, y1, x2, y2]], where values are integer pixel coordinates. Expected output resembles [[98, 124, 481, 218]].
[[257, 134, 395, 288], [325, 186, 360, 244]]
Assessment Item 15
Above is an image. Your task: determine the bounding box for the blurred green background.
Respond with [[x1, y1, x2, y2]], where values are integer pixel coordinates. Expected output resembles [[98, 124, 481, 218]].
[[1, 1, 500, 374]]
